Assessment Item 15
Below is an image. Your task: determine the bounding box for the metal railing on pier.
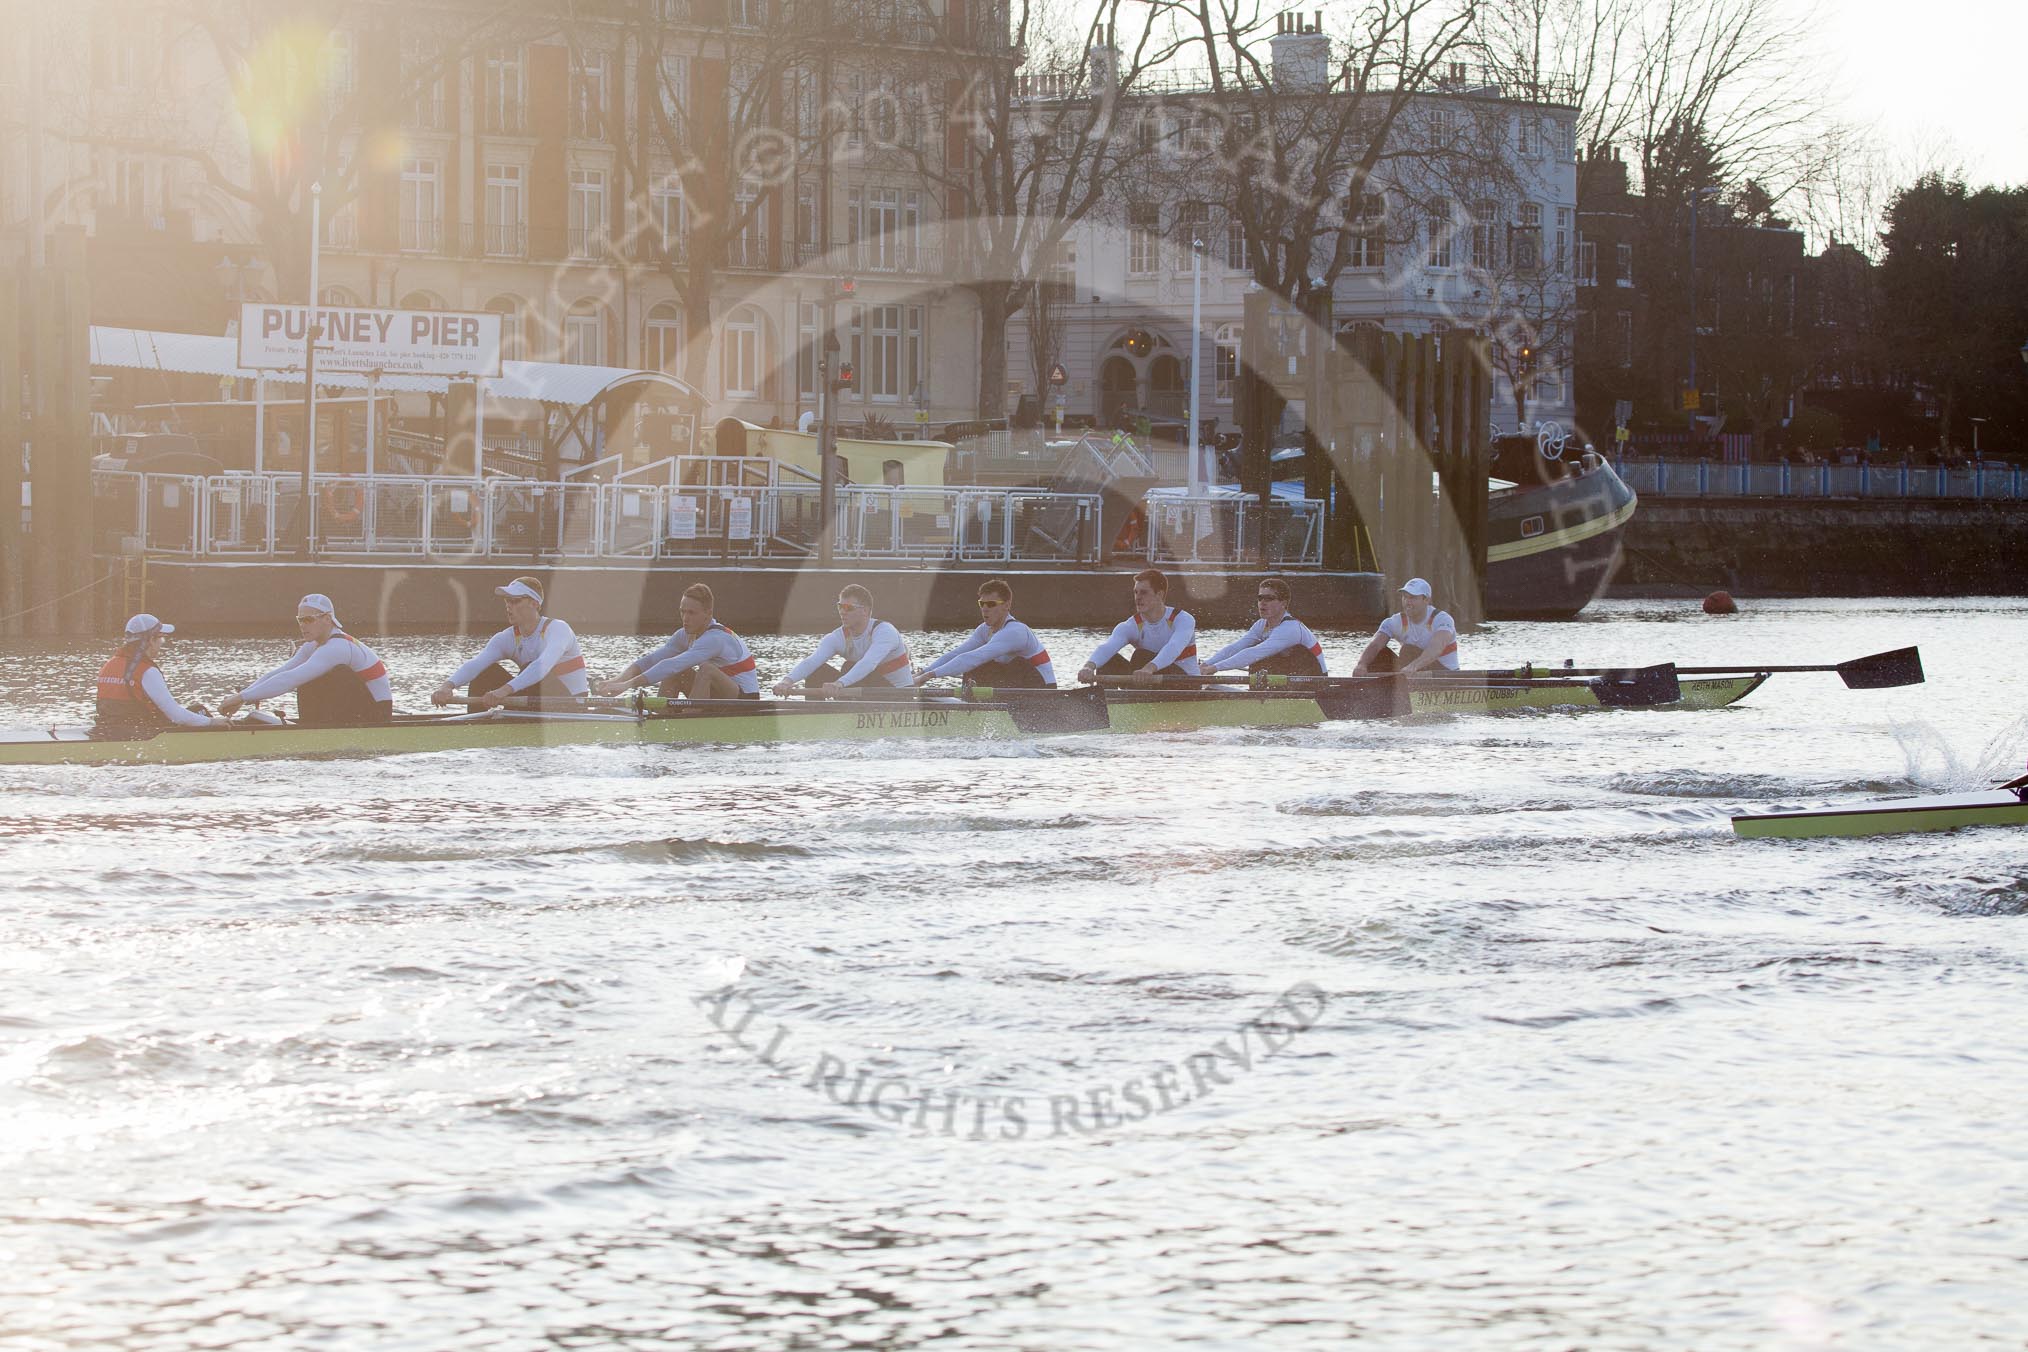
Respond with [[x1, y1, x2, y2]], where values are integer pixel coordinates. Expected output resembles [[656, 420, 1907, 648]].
[[1615, 458, 2028, 503], [1143, 493, 1325, 567], [93, 471, 1111, 566]]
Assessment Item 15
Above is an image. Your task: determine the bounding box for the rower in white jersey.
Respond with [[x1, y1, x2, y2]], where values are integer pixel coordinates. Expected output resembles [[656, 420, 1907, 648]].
[[93, 614, 229, 737], [1352, 576, 1461, 675], [430, 576, 590, 709], [219, 593, 394, 725], [1077, 567, 1200, 684], [597, 582, 760, 699], [1199, 575, 1328, 678], [773, 584, 914, 697], [915, 577, 1056, 689]]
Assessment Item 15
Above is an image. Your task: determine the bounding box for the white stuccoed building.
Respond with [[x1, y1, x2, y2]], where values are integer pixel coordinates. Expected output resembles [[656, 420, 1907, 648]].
[[1007, 23, 1579, 452]]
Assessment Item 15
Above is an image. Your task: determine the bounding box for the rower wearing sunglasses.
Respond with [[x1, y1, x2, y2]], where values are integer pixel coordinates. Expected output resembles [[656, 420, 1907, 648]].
[[1198, 575, 1327, 678], [773, 584, 915, 697], [914, 578, 1056, 689], [432, 576, 589, 709], [219, 594, 393, 725]]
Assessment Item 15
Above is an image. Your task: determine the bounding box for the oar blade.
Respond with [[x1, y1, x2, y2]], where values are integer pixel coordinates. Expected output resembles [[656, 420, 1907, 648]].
[[1836, 646, 1924, 690]]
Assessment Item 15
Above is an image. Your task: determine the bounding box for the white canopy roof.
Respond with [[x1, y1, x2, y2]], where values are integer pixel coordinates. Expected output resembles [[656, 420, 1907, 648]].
[[90, 326, 700, 408]]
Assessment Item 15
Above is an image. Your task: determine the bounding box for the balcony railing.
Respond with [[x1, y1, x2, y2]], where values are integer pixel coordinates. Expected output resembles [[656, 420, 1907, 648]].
[[483, 222, 528, 258], [482, 100, 527, 134], [846, 240, 941, 275], [399, 217, 443, 252], [567, 227, 611, 260], [405, 95, 447, 132]]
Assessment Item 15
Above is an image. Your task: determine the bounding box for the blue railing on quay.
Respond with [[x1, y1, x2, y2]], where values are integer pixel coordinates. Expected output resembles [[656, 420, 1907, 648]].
[[1615, 458, 2028, 503]]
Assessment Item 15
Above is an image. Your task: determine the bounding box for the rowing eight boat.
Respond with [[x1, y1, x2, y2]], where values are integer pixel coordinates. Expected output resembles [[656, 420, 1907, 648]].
[[1733, 786, 2028, 840], [0, 673, 1773, 767]]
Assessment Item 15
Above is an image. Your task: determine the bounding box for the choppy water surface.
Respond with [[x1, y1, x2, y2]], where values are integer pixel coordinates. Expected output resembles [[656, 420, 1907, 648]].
[[3, 596, 2026, 1350]]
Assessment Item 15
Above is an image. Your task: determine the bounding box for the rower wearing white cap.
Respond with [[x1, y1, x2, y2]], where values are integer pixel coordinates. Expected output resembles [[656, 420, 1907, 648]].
[[219, 594, 393, 725], [597, 582, 759, 699], [430, 575, 589, 709], [94, 614, 228, 737], [1199, 576, 1327, 678], [1077, 568, 1200, 683], [773, 584, 914, 697], [1353, 577, 1460, 675]]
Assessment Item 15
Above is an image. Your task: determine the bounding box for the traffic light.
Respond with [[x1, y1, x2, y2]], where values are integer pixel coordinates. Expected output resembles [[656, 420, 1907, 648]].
[[833, 360, 856, 390], [1124, 328, 1154, 358], [1517, 342, 1535, 370]]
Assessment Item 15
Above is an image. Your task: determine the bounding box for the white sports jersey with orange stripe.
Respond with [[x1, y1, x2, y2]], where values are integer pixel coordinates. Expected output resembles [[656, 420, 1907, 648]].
[[1376, 608, 1460, 670], [1087, 606, 1201, 675], [785, 619, 913, 688], [237, 631, 393, 704], [629, 621, 761, 694], [449, 617, 590, 695], [923, 618, 1055, 684], [1204, 616, 1326, 671]]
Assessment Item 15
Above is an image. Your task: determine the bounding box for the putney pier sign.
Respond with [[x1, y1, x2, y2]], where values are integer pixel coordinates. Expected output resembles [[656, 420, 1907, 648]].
[[237, 303, 503, 378]]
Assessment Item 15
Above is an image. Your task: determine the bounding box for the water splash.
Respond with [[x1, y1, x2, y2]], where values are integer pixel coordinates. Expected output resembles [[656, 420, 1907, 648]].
[[1886, 715, 2028, 792]]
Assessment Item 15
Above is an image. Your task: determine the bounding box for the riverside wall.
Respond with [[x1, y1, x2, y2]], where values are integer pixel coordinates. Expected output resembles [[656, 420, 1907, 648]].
[[127, 561, 1391, 636], [1613, 498, 2028, 597]]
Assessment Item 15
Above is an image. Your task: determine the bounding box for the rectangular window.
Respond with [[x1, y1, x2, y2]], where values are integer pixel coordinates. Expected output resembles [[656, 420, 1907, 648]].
[[569, 170, 606, 258], [1576, 238, 1597, 286], [660, 55, 690, 126], [646, 314, 682, 373], [400, 158, 441, 251], [797, 301, 820, 399], [732, 0, 765, 27], [1427, 198, 1452, 268], [1225, 215, 1246, 271], [1555, 207, 1571, 274], [725, 314, 762, 398], [1128, 203, 1159, 274], [797, 180, 820, 258], [1471, 199, 1498, 269], [1615, 311, 1632, 366], [1425, 106, 1454, 150], [1513, 202, 1541, 270], [1215, 339, 1238, 401], [1176, 201, 1213, 263], [1616, 242, 1634, 286], [564, 311, 604, 365], [571, 53, 608, 139], [485, 48, 526, 133], [1348, 192, 1385, 269], [904, 305, 923, 405], [651, 177, 685, 259], [485, 164, 524, 257], [732, 183, 767, 268], [404, 37, 447, 130], [1517, 115, 1537, 156], [868, 303, 902, 400]]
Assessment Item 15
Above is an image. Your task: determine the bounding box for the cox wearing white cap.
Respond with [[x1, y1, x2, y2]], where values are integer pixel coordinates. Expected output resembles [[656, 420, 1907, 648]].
[[1353, 577, 1461, 675], [432, 575, 589, 708], [94, 614, 228, 737], [220, 594, 394, 725]]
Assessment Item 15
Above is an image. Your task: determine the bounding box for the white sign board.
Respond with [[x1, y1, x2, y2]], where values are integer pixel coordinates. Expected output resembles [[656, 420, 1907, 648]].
[[726, 497, 754, 541], [670, 495, 699, 540], [238, 303, 502, 378]]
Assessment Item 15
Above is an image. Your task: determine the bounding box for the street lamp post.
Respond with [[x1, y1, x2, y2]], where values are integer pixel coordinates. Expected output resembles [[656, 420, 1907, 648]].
[[298, 183, 323, 559], [1187, 236, 1205, 494]]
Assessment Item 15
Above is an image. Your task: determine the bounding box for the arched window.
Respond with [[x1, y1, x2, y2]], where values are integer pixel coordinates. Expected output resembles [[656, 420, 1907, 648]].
[[400, 289, 445, 311], [722, 305, 767, 399], [319, 285, 360, 306], [645, 302, 682, 375], [485, 295, 527, 362], [564, 299, 609, 366]]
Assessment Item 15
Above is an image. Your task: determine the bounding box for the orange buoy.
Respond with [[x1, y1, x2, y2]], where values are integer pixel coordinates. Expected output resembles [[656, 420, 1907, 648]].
[[1702, 590, 1738, 615]]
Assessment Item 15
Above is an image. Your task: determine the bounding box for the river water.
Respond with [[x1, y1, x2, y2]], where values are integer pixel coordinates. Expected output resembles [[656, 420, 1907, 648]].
[[2, 596, 2025, 1350]]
